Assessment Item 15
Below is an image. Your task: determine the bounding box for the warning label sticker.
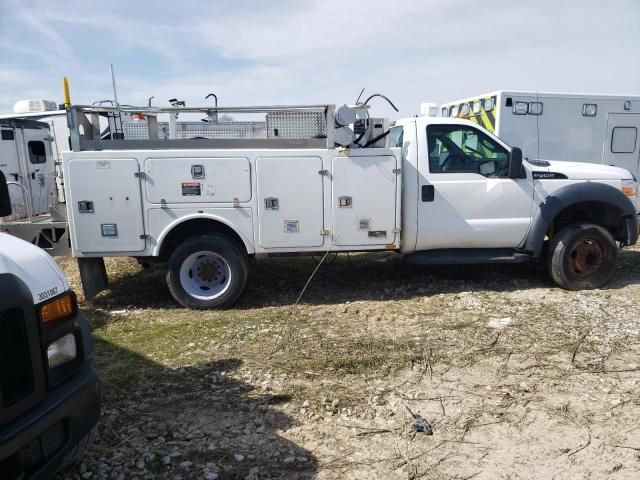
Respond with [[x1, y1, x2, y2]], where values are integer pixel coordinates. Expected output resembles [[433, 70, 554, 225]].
[[181, 182, 201, 196]]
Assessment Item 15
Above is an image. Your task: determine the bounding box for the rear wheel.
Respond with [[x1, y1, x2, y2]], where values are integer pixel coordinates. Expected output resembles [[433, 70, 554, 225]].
[[548, 222, 617, 290], [167, 234, 248, 309]]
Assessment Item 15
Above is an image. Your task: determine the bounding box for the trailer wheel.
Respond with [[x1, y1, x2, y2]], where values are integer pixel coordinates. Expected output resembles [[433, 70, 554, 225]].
[[548, 222, 617, 290], [167, 234, 248, 309]]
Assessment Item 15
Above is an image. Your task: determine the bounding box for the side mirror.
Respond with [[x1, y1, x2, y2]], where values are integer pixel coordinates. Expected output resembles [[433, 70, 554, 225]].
[[0, 170, 12, 217], [508, 147, 523, 179]]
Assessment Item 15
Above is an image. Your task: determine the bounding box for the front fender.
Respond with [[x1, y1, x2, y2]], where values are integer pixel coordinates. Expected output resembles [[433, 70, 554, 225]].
[[524, 182, 637, 256]]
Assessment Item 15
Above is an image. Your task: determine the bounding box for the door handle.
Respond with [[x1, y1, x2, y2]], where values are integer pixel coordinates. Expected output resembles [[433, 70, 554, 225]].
[[421, 185, 435, 202]]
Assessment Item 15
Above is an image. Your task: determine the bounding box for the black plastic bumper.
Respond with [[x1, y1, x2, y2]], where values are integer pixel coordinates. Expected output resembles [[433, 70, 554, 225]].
[[624, 214, 639, 246], [0, 313, 100, 480]]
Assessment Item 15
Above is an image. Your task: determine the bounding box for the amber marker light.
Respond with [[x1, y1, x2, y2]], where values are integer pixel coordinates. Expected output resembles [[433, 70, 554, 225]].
[[40, 293, 74, 323]]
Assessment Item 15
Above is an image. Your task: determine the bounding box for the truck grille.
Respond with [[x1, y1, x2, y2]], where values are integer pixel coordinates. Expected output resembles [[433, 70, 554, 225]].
[[0, 308, 34, 406]]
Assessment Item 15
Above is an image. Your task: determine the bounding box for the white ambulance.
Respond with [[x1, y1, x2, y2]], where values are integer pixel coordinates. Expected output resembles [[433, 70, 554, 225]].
[[440, 91, 640, 178]]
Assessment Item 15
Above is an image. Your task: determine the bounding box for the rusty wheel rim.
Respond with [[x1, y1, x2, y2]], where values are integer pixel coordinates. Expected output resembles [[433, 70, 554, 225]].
[[567, 238, 606, 278]]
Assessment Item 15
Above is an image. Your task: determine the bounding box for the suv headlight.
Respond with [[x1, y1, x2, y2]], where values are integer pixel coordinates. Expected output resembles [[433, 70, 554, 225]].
[[47, 333, 78, 368], [622, 179, 640, 213]]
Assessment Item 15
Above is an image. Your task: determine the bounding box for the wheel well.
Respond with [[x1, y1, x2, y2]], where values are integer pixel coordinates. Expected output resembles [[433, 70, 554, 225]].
[[548, 201, 626, 241], [159, 218, 248, 261]]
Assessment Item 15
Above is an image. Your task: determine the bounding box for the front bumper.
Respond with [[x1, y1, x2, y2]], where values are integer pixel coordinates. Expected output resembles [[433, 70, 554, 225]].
[[0, 316, 100, 480], [624, 214, 640, 246]]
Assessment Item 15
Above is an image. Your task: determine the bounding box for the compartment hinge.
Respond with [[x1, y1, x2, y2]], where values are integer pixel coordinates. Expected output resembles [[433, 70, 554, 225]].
[[318, 169, 329, 176], [320, 229, 330, 236], [391, 228, 401, 233], [139, 234, 149, 239], [393, 168, 402, 174], [134, 171, 146, 179]]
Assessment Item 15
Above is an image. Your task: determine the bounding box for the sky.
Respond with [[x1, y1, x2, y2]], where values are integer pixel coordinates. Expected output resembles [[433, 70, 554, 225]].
[[0, 0, 639, 118]]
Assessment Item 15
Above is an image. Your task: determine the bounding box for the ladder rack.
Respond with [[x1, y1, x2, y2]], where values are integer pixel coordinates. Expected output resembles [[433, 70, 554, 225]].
[[66, 104, 336, 151]]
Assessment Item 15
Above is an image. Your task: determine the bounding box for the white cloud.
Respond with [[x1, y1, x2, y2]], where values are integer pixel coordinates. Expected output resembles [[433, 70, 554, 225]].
[[0, 0, 638, 116]]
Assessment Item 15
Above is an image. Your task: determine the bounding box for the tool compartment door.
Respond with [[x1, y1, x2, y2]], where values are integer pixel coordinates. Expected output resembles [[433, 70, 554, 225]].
[[65, 158, 145, 253], [257, 156, 324, 248], [332, 154, 398, 246], [144, 157, 251, 204]]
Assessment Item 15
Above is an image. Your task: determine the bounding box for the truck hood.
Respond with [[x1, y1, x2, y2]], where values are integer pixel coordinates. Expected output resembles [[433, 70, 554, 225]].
[[0, 232, 68, 304], [533, 160, 634, 180]]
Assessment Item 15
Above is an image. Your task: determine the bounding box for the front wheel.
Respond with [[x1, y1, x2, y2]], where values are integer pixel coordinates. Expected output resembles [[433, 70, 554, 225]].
[[167, 234, 248, 309], [548, 222, 617, 290]]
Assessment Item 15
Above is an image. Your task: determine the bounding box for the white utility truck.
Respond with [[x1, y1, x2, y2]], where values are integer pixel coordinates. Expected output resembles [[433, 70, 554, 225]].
[[45, 94, 638, 309], [440, 91, 640, 178], [0, 184, 99, 476]]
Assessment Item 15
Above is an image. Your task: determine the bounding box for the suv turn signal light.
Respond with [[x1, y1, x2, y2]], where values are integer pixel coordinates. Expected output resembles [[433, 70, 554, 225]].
[[40, 293, 74, 323]]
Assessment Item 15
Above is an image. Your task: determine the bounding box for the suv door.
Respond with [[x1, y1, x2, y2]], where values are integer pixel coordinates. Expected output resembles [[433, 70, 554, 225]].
[[416, 122, 534, 250]]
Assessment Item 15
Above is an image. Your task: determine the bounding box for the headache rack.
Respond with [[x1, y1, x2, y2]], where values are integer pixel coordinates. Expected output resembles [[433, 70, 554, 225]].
[[66, 103, 337, 151]]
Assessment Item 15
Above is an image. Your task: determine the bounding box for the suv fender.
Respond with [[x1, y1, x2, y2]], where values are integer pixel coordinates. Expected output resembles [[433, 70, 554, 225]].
[[524, 182, 638, 257]]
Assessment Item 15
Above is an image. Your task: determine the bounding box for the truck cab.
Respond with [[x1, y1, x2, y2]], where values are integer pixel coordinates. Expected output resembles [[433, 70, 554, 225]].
[[395, 115, 638, 288], [0, 223, 99, 478]]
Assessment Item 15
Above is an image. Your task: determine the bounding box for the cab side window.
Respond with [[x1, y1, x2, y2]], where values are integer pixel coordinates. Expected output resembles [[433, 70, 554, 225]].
[[427, 125, 509, 176]]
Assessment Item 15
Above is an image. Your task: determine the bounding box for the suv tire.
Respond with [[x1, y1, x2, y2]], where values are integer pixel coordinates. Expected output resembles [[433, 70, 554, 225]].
[[548, 222, 617, 290]]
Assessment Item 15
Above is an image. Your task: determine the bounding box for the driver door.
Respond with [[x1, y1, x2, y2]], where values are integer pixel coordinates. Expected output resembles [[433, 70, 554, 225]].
[[416, 123, 534, 250]]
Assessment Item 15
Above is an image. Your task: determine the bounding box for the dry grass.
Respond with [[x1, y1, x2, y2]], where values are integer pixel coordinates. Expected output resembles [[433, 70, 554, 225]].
[[55, 246, 640, 479]]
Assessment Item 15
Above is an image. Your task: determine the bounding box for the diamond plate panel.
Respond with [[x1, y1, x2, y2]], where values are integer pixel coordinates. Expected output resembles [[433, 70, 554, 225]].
[[266, 111, 326, 139]]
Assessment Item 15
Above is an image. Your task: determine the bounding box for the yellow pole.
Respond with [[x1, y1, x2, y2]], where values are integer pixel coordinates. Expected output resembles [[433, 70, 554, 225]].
[[62, 77, 71, 109]]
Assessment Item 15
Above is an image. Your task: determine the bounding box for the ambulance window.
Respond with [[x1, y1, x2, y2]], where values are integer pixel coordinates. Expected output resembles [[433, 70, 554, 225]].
[[28, 141, 46, 164], [484, 98, 494, 111], [611, 127, 637, 153], [387, 126, 404, 148], [1, 130, 14, 141]]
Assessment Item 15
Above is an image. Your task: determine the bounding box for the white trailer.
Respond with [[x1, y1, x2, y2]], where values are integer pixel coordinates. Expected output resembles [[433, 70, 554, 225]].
[[440, 91, 640, 177], [0, 108, 71, 255], [0, 117, 57, 218], [2, 92, 638, 309]]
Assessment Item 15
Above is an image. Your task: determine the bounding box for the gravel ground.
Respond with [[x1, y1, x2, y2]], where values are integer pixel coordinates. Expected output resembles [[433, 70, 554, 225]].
[[54, 245, 640, 479]]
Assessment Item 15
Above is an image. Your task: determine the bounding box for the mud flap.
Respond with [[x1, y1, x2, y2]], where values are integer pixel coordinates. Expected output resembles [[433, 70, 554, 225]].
[[77, 257, 108, 300]]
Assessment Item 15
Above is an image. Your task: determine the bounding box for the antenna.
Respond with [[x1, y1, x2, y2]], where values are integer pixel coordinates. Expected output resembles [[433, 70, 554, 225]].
[[110, 64, 119, 107], [355, 88, 365, 104]]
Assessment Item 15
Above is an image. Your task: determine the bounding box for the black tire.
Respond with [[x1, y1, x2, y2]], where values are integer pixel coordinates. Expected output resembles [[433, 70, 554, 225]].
[[548, 222, 617, 290], [58, 425, 97, 471], [166, 234, 248, 309]]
